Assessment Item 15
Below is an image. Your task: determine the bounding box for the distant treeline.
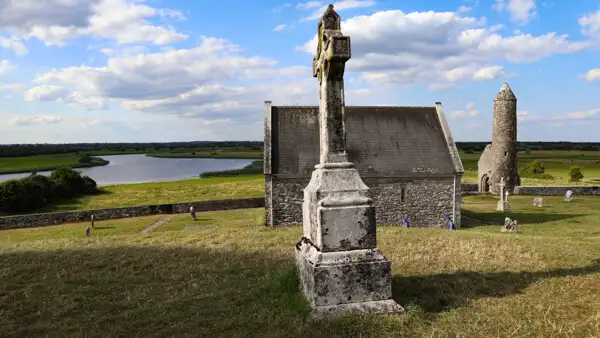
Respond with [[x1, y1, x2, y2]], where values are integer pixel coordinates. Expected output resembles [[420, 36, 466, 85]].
[[1, 141, 598, 157], [455, 142, 600, 153], [0, 141, 263, 157]]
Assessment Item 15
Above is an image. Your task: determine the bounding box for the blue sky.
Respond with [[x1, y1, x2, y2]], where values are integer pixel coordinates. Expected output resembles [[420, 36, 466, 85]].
[[0, 0, 599, 144]]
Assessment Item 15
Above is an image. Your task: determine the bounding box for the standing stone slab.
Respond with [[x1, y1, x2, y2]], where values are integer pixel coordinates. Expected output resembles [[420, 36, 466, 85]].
[[295, 4, 403, 320]]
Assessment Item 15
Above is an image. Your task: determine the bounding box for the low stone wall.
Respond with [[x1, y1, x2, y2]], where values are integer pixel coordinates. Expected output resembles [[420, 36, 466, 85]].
[[0, 198, 265, 230], [513, 186, 600, 195], [461, 184, 478, 192]]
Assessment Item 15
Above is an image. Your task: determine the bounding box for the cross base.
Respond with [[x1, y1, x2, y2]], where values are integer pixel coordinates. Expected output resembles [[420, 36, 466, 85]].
[[295, 240, 404, 321], [497, 200, 510, 212], [296, 162, 403, 319]]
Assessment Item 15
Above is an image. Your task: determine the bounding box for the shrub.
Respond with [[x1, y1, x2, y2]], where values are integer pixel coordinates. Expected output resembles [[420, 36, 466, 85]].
[[569, 167, 584, 182], [82, 176, 99, 194], [20, 174, 55, 209], [0, 168, 99, 213], [519, 161, 554, 180], [0, 179, 28, 212], [50, 166, 87, 198], [78, 154, 93, 164]]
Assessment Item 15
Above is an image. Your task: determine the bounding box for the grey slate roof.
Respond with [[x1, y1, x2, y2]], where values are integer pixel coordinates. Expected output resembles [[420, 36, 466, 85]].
[[266, 105, 462, 178]]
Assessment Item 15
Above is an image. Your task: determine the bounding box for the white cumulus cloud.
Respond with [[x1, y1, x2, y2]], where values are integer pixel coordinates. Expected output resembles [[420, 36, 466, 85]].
[[28, 36, 317, 119], [581, 68, 600, 82], [273, 24, 288, 31], [299, 9, 588, 87], [299, 0, 376, 22], [493, 0, 537, 25], [0, 59, 16, 74], [579, 10, 600, 39], [0, 0, 188, 47], [8, 114, 63, 126]]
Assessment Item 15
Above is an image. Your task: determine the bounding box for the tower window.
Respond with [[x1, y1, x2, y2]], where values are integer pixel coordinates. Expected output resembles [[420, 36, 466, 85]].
[[504, 151, 508, 156], [400, 187, 407, 202]]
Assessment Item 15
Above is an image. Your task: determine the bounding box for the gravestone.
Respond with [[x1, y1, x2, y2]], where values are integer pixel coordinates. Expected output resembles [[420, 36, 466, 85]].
[[496, 177, 510, 211], [501, 217, 518, 232], [532, 197, 544, 207], [190, 205, 196, 220], [294, 4, 403, 319], [91, 214, 95, 228], [564, 190, 573, 202]]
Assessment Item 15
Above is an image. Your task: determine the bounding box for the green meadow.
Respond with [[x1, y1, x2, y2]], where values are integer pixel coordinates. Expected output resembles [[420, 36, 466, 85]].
[[1, 195, 600, 337]]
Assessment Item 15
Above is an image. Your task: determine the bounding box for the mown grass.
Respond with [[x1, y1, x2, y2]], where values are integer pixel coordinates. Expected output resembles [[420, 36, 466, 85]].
[[0, 154, 109, 174], [43, 175, 264, 213], [2, 196, 600, 337], [0, 215, 162, 244], [200, 160, 263, 178]]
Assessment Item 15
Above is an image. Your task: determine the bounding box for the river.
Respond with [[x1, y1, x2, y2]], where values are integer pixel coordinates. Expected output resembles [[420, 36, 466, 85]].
[[0, 154, 256, 185]]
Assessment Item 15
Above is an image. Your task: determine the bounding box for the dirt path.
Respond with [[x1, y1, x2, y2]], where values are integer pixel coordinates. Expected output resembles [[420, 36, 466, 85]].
[[141, 215, 175, 233]]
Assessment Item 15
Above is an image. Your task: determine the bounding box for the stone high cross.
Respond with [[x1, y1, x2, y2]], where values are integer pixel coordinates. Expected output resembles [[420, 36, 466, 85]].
[[499, 177, 506, 202], [312, 4, 351, 164], [295, 4, 403, 320]]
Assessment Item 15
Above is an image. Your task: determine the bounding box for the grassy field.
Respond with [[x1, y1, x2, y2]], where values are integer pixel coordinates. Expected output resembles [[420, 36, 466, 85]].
[[0, 154, 108, 174], [1, 195, 600, 336], [200, 160, 263, 178], [33, 175, 264, 214], [460, 150, 600, 185]]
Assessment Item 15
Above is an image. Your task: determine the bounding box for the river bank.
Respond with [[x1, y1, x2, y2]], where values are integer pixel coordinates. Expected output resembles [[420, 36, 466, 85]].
[[0, 148, 262, 175], [0, 155, 109, 175]]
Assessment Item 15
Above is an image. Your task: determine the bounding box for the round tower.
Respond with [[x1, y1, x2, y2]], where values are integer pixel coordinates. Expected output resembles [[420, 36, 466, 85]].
[[489, 82, 520, 194]]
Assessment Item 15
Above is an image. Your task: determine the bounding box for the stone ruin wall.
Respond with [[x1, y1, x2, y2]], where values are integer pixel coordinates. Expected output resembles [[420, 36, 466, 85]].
[[266, 176, 460, 228]]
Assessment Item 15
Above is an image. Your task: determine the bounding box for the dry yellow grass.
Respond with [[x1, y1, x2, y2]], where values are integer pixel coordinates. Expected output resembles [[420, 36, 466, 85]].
[[1, 195, 600, 337]]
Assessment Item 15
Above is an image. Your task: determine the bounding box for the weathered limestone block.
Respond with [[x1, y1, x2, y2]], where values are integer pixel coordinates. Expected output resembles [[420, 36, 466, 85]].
[[296, 239, 400, 318]]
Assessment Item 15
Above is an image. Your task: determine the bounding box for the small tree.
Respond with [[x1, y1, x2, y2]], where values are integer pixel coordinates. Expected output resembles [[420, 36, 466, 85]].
[[50, 166, 87, 198], [569, 167, 584, 182], [79, 154, 93, 164]]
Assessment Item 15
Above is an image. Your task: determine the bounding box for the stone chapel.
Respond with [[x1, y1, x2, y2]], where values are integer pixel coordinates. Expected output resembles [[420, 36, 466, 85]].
[[263, 102, 465, 228]]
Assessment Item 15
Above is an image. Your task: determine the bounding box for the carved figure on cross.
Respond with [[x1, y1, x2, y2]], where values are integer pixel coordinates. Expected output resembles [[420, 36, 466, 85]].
[[312, 4, 352, 165]]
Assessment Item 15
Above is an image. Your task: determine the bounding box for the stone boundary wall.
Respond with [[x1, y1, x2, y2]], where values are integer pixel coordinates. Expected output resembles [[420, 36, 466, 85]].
[[461, 184, 478, 192], [513, 186, 600, 195], [0, 198, 265, 230], [459, 184, 600, 196]]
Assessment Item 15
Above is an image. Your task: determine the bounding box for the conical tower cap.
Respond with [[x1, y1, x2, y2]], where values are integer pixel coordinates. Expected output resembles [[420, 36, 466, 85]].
[[495, 82, 517, 101]]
